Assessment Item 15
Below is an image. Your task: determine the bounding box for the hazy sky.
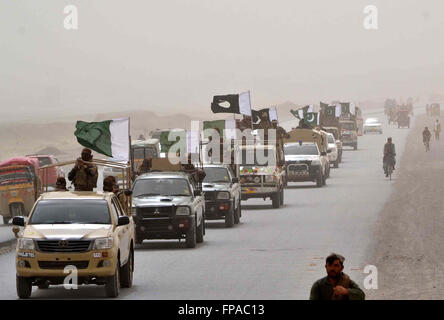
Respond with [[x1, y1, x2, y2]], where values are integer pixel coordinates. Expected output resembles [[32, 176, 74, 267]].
[[1, 0, 443, 122]]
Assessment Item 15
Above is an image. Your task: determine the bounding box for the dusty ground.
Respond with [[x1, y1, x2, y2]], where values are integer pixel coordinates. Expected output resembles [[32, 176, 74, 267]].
[[368, 114, 444, 299]]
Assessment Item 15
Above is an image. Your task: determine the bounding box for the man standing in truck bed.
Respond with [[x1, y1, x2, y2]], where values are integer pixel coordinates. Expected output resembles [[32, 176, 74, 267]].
[[68, 148, 98, 191]]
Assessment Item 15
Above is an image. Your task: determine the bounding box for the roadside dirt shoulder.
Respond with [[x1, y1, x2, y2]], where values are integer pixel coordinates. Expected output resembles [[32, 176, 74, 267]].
[[369, 114, 444, 299]]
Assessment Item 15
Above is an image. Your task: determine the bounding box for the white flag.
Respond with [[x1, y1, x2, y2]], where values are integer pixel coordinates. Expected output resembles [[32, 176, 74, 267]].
[[335, 104, 341, 117], [269, 107, 278, 122], [239, 91, 252, 116]]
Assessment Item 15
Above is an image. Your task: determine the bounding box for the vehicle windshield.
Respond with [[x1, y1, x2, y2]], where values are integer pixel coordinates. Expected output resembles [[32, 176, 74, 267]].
[[365, 118, 379, 124], [284, 144, 319, 156], [240, 149, 276, 166], [326, 129, 338, 139], [327, 135, 335, 143], [341, 122, 356, 130], [0, 167, 33, 186], [29, 200, 111, 225], [133, 147, 158, 160], [37, 157, 52, 167], [133, 178, 191, 197], [203, 167, 230, 183]]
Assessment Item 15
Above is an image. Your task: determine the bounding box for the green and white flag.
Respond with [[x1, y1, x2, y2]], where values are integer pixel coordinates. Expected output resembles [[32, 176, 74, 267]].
[[74, 118, 130, 162], [303, 112, 320, 126], [290, 105, 314, 119]]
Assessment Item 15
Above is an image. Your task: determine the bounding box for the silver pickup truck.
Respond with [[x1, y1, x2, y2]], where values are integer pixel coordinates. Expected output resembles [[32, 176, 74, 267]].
[[132, 171, 205, 248], [202, 164, 242, 227]]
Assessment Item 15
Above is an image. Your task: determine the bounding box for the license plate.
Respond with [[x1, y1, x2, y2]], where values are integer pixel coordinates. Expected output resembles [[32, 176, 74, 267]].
[[243, 188, 256, 194]]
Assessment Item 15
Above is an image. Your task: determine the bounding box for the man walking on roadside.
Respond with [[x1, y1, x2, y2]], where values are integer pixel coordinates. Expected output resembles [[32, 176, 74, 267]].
[[310, 253, 365, 300], [434, 119, 441, 140]]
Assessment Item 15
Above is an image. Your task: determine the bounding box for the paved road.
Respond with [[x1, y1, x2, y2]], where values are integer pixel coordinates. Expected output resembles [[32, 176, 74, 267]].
[[0, 109, 416, 299]]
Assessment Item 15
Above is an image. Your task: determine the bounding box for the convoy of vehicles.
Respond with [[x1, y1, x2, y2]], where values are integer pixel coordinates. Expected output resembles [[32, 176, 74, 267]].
[[364, 118, 383, 134], [4, 101, 405, 298], [202, 164, 241, 227], [131, 159, 205, 248]]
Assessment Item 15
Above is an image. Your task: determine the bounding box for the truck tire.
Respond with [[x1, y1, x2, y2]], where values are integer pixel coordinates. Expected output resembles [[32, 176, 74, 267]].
[[279, 188, 284, 206], [185, 222, 197, 248], [234, 201, 241, 224], [105, 262, 120, 298], [316, 174, 323, 188], [225, 207, 235, 228], [196, 217, 204, 243], [120, 249, 134, 288], [272, 192, 280, 208], [16, 276, 32, 299]]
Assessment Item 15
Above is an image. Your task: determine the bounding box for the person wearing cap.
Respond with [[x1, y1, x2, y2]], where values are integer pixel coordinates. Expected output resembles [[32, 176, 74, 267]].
[[310, 253, 365, 300], [68, 148, 98, 191], [55, 177, 68, 191]]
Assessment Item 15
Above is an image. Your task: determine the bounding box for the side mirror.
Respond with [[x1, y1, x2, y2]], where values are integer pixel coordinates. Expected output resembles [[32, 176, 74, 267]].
[[321, 152, 327, 156], [232, 177, 239, 183], [194, 190, 202, 197], [13, 216, 25, 227], [124, 190, 132, 196], [117, 216, 130, 226]]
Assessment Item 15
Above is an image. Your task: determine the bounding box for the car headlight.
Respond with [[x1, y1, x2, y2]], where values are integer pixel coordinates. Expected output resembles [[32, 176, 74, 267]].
[[217, 191, 230, 200], [17, 238, 35, 250], [93, 237, 114, 250], [264, 175, 276, 183], [176, 206, 191, 215], [253, 176, 261, 183]]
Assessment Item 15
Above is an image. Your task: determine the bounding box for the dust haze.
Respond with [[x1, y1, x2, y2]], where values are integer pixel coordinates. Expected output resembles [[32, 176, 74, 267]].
[[0, 0, 443, 124]]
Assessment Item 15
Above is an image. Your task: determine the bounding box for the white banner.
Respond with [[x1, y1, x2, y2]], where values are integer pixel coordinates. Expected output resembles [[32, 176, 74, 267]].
[[239, 91, 252, 116], [269, 107, 278, 122], [335, 104, 342, 117]]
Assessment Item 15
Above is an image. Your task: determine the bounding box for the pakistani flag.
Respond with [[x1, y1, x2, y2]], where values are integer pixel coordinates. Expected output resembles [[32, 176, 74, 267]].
[[211, 91, 252, 116], [302, 112, 320, 126], [74, 118, 130, 162], [341, 102, 350, 115], [290, 105, 314, 119]]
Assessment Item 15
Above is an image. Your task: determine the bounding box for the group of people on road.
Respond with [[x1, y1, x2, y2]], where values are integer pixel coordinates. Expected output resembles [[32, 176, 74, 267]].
[[383, 119, 441, 175]]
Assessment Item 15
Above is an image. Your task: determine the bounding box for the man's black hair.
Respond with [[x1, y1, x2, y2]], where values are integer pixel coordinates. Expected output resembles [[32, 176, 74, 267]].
[[326, 253, 345, 267]]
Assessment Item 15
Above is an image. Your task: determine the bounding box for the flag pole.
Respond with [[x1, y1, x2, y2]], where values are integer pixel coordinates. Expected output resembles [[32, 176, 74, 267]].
[[248, 90, 253, 131]]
